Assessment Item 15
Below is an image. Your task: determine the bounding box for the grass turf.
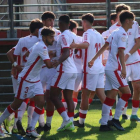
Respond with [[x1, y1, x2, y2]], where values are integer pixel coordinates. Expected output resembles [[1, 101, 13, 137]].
[[0, 102, 140, 140]]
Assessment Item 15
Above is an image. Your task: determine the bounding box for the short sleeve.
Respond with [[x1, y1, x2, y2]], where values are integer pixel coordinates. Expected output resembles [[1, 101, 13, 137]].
[[60, 35, 70, 49], [83, 32, 90, 45], [134, 22, 140, 39], [106, 34, 111, 44], [13, 38, 23, 56], [38, 46, 50, 61], [118, 33, 127, 49]]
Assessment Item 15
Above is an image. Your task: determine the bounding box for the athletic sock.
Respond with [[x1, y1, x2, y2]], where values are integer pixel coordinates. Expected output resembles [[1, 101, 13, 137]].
[[68, 112, 74, 122], [109, 109, 113, 121], [79, 109, 88, 124], [46, 110, 54, 127], [88, 98, 92, 105], [114, 94, 131, 120], [38, 108, 45, 127], [122, 101, 128, 115], [73, 98, 78, 109], [27, 101, 35, 128], [30, 106, 43, 131], [57, 107, 69, 121], [101, 97, 115, 125], [61, 99, 67, 110], [0, 105, 14, 125], [132, 100, 139, 115], [13, 111, 18, 129]]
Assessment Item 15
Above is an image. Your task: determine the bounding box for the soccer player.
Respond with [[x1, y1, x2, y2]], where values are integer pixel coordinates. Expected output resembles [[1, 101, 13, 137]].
[[70, 13, 105, 128], [36, 11, 61, 133], [0, 27, 54, 137], [89, 11, 134, 131], [5, 19, 43, 134], [50, 15, 77, 132]]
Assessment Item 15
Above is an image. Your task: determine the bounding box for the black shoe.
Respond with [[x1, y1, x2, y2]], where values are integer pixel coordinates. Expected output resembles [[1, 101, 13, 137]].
[[99, 125, 114, 131], [122, 114, 129, 120], [36, 125, 44, 134], [112, 118, 125, 131], [107, 120, 113, 126], [74, 112, 79, 118], [16, 120, 26, 135], [73, 120, 84, 128], [44, 124, 51, 132]]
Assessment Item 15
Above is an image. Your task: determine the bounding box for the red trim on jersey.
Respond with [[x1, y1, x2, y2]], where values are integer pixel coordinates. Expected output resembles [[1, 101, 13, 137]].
[[126, 61, 140, 66], [116, 24, 121, 26], [16, 78, 24, 99], [25, 79, 40, 83], [116, 54, 121, 71], [114, 71, 124, 87], [118, 47, 125, 49]]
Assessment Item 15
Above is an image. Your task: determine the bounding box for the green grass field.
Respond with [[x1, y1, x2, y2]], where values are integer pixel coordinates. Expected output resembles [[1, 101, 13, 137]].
[[0, 102, 140, 140]]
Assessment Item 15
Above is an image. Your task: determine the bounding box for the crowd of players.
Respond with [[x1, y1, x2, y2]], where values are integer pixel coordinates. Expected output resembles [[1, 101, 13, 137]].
[[0, 3, 140, 138]]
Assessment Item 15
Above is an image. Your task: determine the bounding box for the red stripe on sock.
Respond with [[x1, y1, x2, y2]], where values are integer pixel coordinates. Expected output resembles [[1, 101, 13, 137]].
[[132, 100, 140, 108], [88, 98, 92, 104], [110, 110, 113, 116], [57, 107, 65, 114], [7, 105, 14, 114], [79, 112, 86, 119], [15, 111, 18, 118], [61, 99, 66, 102], [46, 110, 54, 117], [68, 112, 74, 117], [73, 98, 78, 103], [124, 101, 128, 107], [34, 107, 43, 114], [104, 97, 115, 106], [41, 108, 44, 115], [121, 94, 131, 101], [29, 101, 35, 107], [24, 98, 29, 104]]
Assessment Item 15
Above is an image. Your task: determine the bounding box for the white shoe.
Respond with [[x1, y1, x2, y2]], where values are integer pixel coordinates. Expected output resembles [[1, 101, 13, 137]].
[[26, 127, 41, 138], [57, 119, 72, 132], [0, 126, 5, 137]]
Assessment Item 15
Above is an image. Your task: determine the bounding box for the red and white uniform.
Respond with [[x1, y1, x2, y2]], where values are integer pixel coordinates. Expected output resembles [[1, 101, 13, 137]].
[[15, 41, 50, 99], [105, 27, 128, 90], [82, 29, 105, 91], [109, 22, 121, 35], [73, 35, 83, 92], [39, 27, 61, 91], [12, 35, 38, 93], [51, 30, 77, 90]]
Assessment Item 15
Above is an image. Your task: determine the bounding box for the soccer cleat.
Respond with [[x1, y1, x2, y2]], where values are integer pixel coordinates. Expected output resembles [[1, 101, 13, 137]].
[[107, 120, 113, 126], [3, 119, 10, 133], [44, 124, 51, 132], [12, 128, 19, 134], [36, 125, 44, 134], [112, 118, 125, 131], [73, 120, 84, 128], [66, 123, 75, 131], [16, 120, 26, 135], [130, 115, 140, 121], [99, 125, 114, 131], [74, 112, 79, 118], [26, 127, 41, 138], [0, 126, 5, 137], [122, 114, 129, 120], [57, 119, 72, 132]]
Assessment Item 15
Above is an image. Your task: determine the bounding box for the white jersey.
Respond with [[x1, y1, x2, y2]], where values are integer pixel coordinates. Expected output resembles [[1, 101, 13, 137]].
[[13, 35, 38, 67], [82, 29, 105, 74], [19, 41, 50, 82], [56, 30, 77, 73], [102, 30, 110, 38], [73, 35, 83, 73], [105, 27, 128, 71], [109, 22, 121, 35], [125, 21, 140, 65]]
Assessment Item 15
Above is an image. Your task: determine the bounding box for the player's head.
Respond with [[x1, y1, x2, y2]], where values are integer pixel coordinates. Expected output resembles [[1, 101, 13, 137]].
[[41, 27, 55, 46], [115, 4, 131, 22], [58, 15, 70, 32], [82, 13, 94, 31], [29, 18, 43, 36], [110, 13, 117, 25], [69, 20, 78, 35], [119, 10, 134, 29], [41, 11, 56, 27]]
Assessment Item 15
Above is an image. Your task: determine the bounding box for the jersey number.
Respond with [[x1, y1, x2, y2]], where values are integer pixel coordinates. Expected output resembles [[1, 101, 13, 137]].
[[75, 49, 82, 59], [22, 47, 28, 62]]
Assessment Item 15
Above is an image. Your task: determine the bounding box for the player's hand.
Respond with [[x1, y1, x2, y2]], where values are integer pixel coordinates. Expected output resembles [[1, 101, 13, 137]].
[[16, 65, 23, 73], [88, 60, 94, 68], [124, 54, 129, 62], [70, 42, 76, 49], [52, 59, 60, 68], [11, 67, 17, 78], [120, 68, 126, 79]]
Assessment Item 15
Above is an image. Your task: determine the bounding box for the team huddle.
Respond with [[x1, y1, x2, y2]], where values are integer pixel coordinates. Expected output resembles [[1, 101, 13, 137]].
[[0, 3, 140, 138]]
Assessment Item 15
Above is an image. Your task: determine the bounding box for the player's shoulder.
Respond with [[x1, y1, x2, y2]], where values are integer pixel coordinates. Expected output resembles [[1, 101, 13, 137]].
[[53, 27, 61, 35]]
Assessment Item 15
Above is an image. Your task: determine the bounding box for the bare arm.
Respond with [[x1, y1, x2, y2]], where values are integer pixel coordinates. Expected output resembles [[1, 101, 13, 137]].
[[7, 49, 17, 64], [118, 48, 126, 79], [70, 42, 89, 49], [88, 42, 109, 67], [44, 59, 53, 68]]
